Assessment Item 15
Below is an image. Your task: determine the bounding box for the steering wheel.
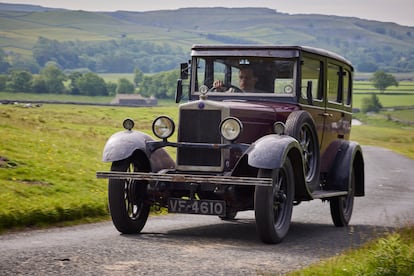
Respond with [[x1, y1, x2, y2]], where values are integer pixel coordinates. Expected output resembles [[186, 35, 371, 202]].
[[209, 84, 243, 93]]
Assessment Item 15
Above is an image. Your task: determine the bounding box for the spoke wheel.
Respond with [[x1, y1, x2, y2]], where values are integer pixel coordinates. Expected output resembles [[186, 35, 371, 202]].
[[108, 157, 150, 234], [285, 111, 320, 188], [255, 158, 294, 244], [330, 167, 355, 226]]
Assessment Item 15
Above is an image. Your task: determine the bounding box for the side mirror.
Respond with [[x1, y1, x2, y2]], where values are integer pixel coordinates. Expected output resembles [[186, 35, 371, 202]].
[[175, 79, 183, 103], [180, 63, 189, 80], [306, 80, 313, 105]]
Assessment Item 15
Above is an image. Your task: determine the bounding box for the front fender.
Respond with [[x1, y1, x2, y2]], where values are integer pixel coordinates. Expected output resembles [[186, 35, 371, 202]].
[[102, 130, 152, 162], [102, 130, 176, 172], [246, 134, 301, 169], [244, 134, 310, 200]]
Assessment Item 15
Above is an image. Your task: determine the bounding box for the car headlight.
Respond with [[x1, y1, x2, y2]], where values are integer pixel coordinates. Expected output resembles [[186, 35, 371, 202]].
[[152, 116, 175, 139], [123, 118, 135, 131], [273, 121, 285, 135], [220, 117, 243, 141]]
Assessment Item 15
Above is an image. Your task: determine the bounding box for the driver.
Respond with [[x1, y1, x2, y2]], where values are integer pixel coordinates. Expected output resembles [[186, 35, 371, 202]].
[[213, 67, 258, 92]]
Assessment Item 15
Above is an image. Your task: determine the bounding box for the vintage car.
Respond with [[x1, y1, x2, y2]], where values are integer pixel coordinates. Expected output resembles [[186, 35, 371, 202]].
[[97, 45, 365, 244]]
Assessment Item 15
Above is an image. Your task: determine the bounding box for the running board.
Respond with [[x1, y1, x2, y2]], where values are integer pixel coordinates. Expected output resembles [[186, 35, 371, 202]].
[[311, 190, 348, 199]]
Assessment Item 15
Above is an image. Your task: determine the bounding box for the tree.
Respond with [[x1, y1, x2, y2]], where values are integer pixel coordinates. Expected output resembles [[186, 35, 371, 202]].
[[106, 81, 117, 96], [0, 74, 8, 91], [361, 94, 382, 113], [40, 65, 66, 94], [116, 78, 135, 94], [133, 68, 144, 86], [75, 72, 108, 96], [5, 70, 33, 92], [31, 76, 48, 93], [370, 70, 398, 93]]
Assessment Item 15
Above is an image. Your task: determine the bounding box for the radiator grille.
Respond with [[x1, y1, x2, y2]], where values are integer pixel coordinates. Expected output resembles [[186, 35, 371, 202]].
[[177, 109, 222, 167]]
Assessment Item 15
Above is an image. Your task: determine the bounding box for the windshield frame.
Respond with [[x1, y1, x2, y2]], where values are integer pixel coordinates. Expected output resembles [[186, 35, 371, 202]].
[[188, 47, 304, 102]]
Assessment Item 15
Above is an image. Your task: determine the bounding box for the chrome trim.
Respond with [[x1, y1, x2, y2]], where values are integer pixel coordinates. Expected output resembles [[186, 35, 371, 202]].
[[177, 100, 231, 172], [97, 171, 272, 187]]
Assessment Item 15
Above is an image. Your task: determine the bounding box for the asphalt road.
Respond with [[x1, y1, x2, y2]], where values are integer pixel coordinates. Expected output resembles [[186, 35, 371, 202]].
[[1, 146, 413, 275]]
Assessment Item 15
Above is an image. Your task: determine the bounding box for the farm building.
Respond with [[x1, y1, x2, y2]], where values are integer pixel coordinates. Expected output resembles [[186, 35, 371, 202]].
[[111, 94, 157, 106]]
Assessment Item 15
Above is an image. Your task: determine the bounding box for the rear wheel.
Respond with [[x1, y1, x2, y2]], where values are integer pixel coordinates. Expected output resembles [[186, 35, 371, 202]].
[[108, 157, 150, 234], [330, 167, 355, 226], [254, 158, 294, 244]]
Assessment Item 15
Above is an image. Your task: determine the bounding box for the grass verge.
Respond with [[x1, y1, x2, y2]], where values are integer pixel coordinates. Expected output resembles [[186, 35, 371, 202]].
[[288, 226, 414, 276]]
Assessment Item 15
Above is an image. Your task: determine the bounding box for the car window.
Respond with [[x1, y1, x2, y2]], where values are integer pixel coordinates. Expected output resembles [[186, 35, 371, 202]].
[[194, 57, 295, 97], [301, 58, 322, 101], [327, 63, 341, 103], [344, 68, 352, 106]]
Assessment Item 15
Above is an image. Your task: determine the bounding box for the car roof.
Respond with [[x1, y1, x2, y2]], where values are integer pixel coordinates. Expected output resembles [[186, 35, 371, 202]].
[[191, 44, 353, 69]]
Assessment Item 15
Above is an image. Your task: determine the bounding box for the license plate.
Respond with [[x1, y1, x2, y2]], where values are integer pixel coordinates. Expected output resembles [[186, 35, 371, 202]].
[[168, 198, 226, 216]]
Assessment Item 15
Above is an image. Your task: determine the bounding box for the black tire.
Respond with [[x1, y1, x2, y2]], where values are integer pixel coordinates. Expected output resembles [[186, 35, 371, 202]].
[[330, 167, 355, 226], [108, 157, 150, 234], [285, 111, 320, 188], [254, 158, 295, 244]]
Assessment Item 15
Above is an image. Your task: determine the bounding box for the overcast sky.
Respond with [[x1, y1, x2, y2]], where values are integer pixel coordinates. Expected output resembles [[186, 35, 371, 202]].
[[2, 0, 414, 26]]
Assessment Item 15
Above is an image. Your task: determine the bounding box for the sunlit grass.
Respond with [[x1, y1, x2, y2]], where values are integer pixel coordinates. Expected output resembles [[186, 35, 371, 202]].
[[0, 103, 177, 232], [289, 226, 414, 276]]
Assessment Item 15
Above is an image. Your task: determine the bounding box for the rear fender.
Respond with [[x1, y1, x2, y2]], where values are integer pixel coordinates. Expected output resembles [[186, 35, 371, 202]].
[[243, 134, 311, 200], [326, 140, 365, 196], [102, 130, 175, 172]]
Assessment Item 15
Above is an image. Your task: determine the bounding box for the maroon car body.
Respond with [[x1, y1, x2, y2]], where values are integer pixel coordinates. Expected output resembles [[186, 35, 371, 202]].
[[98, 45, 364, 244]]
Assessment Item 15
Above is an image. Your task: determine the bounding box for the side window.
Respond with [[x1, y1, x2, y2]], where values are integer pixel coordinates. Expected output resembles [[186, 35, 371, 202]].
[[327, 63, 341, 103], [301, 58, 322, 101], [344, 69, 352, 106]]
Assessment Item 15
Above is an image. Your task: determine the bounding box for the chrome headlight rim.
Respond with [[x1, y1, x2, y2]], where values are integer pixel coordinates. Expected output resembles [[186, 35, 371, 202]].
[[273, 121, 286, 135], [220, 117, 243, 142], [123, 118, 135, 131], [152, 116, 175, 139]]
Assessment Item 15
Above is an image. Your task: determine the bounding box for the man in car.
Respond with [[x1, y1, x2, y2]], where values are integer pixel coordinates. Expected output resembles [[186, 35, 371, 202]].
[[213, 67, 258, 92]]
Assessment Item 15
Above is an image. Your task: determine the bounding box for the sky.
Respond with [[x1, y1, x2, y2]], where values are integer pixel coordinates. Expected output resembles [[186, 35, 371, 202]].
[[2, 0, 414, 27]]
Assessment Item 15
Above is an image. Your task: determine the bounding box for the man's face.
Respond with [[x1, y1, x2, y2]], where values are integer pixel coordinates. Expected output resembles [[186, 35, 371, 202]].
[[239, 69, 257, 91]]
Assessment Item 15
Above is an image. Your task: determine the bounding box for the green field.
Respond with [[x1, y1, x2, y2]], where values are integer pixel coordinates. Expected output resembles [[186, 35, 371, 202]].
[[0, 103, 178, 231], [353, 93, 414, 109]]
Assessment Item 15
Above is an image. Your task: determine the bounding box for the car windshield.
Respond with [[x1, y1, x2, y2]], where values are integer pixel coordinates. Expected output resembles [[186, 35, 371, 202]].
[[192, 57, 296, 97]]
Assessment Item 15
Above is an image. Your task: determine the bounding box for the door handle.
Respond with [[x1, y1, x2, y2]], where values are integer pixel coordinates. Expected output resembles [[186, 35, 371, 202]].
[[318, 112, 333, 117]]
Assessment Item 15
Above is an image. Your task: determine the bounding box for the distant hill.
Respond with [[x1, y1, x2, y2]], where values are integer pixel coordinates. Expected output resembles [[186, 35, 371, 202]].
[[1, 3, 414, 73]]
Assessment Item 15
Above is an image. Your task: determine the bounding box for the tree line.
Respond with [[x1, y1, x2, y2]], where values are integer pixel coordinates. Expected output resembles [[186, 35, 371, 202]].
[[0, 37, 187, 74], [0, 65, 179, 99]]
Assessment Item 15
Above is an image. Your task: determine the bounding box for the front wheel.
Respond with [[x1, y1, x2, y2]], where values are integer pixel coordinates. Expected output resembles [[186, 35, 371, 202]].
[[254, 158, 295, 244], [108, 157, 150, 234], [285, 111, 320, 189], [330, 167, 355, 226]]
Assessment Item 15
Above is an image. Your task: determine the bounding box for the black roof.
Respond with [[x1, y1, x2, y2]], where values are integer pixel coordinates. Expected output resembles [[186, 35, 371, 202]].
[[191, 44, 353, 69]]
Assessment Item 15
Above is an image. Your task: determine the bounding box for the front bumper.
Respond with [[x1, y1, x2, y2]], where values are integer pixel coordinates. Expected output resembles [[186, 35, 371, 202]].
[[96, 171, 272, 187]]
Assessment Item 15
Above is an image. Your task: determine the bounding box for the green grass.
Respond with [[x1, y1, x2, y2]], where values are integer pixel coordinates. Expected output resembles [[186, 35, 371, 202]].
[[289, 226, 414, 276], [352, 113, 414, 159], [0, 92, 113, 103], [353, 94, 414, 109], [0, 103, 178, 232], [385, 109, 414, 121]]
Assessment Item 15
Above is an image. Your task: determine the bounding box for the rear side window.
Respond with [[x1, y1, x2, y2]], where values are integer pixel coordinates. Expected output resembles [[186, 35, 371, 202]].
[[327, 63, 341, 103], [301, 58, 322, 101], [344, 69, 352, 106]]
